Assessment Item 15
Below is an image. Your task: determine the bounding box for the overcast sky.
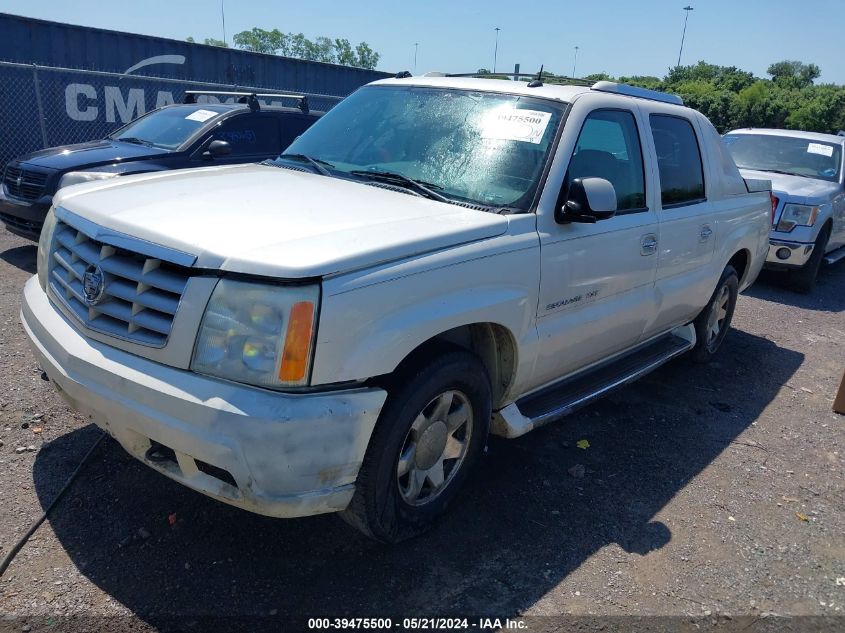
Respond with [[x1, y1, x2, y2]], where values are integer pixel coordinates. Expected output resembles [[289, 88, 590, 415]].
[[4, 0, 844, 83]]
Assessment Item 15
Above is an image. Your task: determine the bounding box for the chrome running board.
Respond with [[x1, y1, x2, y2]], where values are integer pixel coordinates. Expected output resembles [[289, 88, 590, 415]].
[[493, 324, 695, 438], [823, 245, 845, 265]]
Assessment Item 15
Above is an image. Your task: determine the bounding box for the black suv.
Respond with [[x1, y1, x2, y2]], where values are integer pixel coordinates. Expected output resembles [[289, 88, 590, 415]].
[[1, 95, 322, 239]]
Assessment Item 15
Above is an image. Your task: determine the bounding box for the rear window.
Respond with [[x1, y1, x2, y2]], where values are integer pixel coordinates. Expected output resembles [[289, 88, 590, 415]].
[[650, 114, 706, 208]]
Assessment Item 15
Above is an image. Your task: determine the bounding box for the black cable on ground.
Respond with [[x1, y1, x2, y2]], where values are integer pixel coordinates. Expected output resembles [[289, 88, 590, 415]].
[[0, 430, 105, 577]]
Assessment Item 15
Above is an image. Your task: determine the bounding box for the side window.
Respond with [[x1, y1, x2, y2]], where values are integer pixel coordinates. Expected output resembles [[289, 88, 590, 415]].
[[279, 115, 317, 151], [565, 109, 646, 211], [649, 114, 705, 207], [214, 116, 281, 156]]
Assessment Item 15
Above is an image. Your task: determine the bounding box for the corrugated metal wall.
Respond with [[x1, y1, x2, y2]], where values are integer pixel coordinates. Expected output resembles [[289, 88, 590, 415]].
[[0, 13, 392, 168], [0, 13, 390, 92]]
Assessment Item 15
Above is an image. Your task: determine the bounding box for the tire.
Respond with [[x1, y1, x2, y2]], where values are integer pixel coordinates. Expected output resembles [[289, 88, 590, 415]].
[[691, 265, 739, 363], [788, 226, 830, 294], [340, 348, 492, 543]]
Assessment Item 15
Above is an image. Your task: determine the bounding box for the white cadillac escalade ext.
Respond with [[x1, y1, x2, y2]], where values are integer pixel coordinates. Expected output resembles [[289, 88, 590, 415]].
[[22, 76, 771, 542]]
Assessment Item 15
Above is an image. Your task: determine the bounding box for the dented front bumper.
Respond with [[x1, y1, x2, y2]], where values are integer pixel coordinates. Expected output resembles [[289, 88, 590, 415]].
[[21, 276, 387, 518]]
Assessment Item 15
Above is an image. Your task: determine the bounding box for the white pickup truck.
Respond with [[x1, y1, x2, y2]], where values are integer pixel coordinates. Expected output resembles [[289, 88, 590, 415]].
[[22, 75, 771, 542]]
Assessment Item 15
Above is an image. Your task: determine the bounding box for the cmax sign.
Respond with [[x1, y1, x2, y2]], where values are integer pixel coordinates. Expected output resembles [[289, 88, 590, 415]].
[[64, 84, 178, 123]]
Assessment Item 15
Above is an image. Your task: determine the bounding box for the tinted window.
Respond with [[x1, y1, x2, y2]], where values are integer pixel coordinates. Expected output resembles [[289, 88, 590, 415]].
[[565, 110, 646, 211], [280, 115, 318, 149], [650, 114, 705, 207], [724, 133, 842, 182], [214, 116, 281, 155]]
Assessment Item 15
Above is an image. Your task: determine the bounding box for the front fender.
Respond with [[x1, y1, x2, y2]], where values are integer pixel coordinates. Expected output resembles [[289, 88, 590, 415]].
[[311, 220, 541, 388]]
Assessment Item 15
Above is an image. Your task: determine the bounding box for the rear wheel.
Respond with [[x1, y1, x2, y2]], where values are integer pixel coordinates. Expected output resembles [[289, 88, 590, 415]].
[[691, 265, 738, 363], [789, 225, 830, 294], [341, 348, 491, 543]]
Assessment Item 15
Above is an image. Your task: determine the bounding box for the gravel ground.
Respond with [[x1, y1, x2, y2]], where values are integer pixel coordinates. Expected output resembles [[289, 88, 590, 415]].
[[0, 224, 843, 631]]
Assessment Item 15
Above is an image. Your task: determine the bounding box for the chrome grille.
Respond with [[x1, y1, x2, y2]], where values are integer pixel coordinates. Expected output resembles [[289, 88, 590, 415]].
[[48, 220, 190, 347], [4, 165, 48, 200]]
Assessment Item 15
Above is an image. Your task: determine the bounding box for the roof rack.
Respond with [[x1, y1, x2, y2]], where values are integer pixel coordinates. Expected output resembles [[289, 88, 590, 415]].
[[183, 90, 311, 113], [590, 81, 683, 106], [419, 71, 593, 87]]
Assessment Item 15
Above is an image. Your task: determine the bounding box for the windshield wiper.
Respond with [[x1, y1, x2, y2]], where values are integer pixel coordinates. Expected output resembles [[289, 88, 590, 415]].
[[749, 168, 803, 177], [276, 153, 334, 176], [348, 169, 449, 203], [113, 136, 153, 146]]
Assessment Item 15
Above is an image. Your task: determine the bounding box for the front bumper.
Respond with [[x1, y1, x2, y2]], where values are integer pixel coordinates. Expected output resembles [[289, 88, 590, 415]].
[[21, 276, 387, 518], [765, 239, 814, 269], [0, 187, 52, 239]]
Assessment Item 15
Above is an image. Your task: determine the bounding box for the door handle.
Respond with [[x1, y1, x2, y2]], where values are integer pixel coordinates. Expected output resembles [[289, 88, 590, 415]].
[[699, 224, 713, 241], [641, 233, 658, 256]]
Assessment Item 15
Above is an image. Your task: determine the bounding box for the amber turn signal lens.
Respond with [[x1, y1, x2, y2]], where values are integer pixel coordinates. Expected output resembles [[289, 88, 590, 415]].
[[279, 301, 315, 382]]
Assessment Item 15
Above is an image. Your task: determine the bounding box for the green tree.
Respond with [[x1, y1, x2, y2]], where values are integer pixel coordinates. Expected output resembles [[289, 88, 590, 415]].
[[187, 36, 229, 48], [768, 60, 821, 88], [230, 27, 380, 69], [354, 42, 380, 70], [232, 28, 282, 54], [334, 39, 357, 66]]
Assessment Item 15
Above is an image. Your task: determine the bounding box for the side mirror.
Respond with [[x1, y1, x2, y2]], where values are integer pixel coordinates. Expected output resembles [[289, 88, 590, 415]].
[[555, 177, 618, 224], [203, 139, 232, 159]]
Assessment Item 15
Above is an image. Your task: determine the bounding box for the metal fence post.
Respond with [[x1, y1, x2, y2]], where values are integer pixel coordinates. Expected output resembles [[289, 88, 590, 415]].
[[31, 64, 49, 148]]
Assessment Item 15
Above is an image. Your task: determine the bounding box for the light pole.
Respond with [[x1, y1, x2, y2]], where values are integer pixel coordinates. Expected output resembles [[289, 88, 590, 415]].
[[414, 42, 419, 71], [677, 5, 694, 67], [221, 0, 227, 46], [493, 27, 501, 73], [572, 45, 579, 77]]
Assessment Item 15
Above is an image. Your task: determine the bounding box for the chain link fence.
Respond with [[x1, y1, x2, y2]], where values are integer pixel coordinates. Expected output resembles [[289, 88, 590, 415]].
[[0, 61, 345, 170]]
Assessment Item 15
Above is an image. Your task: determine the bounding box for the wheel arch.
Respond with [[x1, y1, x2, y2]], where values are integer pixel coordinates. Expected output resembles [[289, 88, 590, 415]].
[[385, 322, 519, 409], [727, 248, 750, 285]]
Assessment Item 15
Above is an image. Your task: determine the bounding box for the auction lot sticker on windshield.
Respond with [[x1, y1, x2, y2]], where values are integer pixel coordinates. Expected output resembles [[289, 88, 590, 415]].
[[481, 108, 552, 144], [186, 109, 218, 123], [807, 142, 834, 157]]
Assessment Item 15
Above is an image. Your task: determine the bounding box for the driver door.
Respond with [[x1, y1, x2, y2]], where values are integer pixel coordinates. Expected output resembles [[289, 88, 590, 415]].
[[531, 102, 659, 389]]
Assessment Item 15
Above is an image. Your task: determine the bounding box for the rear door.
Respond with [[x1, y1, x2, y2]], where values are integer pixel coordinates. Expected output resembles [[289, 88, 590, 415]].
[[642, 110, 715, 336]]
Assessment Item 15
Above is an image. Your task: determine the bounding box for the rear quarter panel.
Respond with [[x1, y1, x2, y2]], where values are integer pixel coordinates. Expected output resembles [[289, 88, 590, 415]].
[[695, 114, 770, 291]]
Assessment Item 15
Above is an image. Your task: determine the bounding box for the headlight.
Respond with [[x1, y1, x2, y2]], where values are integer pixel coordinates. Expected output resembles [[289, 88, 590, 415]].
[[191, 279, 320, 388], [58, 171, 120, 190], [776, 204, 819, 232], [36, 207, 58, 290]]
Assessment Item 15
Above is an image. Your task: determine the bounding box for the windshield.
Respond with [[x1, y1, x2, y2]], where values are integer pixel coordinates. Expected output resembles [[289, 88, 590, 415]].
[[280, 85, 566, 210], [110, 105, 229, 150], [724, 133, 842, 182]]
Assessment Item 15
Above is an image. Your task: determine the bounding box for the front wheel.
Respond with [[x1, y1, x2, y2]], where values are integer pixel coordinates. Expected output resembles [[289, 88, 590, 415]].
[[691, 265, 739, 363], [789, 226, 830, 294], [341, 349, 492, 543]]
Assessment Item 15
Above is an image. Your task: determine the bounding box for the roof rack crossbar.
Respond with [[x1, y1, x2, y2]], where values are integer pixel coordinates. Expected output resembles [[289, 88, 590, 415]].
[[590, 81, 684, 105], [182, 89, 311, 113], [431, 71, 592, 86]]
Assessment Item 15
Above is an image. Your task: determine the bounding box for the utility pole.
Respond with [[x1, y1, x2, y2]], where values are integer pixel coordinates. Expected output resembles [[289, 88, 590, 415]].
[[414, 43, 419, 71], [572, 46, 579, 77], [677, 5, 694, 67], [493, 27, 501, 73], [221, 0, 227, 46]]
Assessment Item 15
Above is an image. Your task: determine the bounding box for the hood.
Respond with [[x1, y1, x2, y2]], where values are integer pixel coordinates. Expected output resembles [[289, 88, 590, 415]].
[[18, 139, 170, 172], [55, 164, 509, 278], [739, 168, 841, 203]]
